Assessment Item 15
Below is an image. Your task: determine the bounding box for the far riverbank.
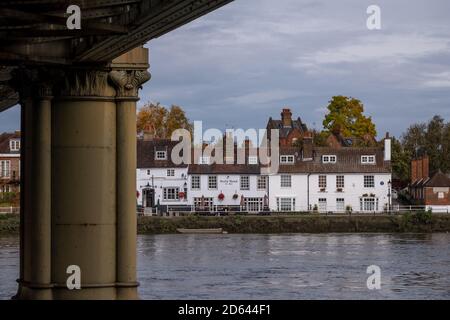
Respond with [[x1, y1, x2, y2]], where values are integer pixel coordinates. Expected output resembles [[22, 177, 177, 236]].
[[2, 212, 450, 235]]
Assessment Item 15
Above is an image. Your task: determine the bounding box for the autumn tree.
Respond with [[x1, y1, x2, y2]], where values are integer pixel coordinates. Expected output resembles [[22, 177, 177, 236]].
[[137, 102, 192, 139], [322, 96, 377, 139]]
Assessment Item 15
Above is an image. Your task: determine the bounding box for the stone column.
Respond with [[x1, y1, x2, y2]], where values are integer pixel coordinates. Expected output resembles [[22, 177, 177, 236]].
[[14, 70, 53, 299], [110, 50, 150, 300], [51, 69, 118, 299]]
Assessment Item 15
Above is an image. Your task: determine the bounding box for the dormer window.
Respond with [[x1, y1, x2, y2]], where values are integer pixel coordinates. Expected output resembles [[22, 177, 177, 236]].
[[361, 155, 376, 164], [9, 139, 20, 152], [280, 155, 295, 164], [322, 155, 337, 164], [248, 156, 258, 165], [199, 156, 210, 165], [155, 151, 167, 160]]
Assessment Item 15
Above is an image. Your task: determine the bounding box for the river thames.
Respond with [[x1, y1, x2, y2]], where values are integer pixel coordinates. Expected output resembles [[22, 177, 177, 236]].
[[1, 233, 449, 299]]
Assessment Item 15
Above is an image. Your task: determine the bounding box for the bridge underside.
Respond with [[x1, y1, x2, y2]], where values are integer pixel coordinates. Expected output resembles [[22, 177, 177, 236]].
[[0, 0, 233, 299]]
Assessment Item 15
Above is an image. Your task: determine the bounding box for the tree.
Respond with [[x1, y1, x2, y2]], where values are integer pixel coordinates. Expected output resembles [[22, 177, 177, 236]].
[[391, 137, 411, 182], [136, 102, 192, 139], [322, 96, 377, 138]]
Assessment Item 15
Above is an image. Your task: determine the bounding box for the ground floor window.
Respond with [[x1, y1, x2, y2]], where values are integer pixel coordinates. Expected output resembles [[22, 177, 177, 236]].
[[336, 198, 345, 212], [360, 197, 378, 212], [244, 197, 263, 212], [194, 197, 214, 210], [163, 187, 179, 201], [276, 197, 295, 211], [318, 198, 327, 213]]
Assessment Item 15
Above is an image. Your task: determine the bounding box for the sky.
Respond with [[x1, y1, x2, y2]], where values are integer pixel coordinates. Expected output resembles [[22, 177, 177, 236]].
[[2, 0, 450, 138]]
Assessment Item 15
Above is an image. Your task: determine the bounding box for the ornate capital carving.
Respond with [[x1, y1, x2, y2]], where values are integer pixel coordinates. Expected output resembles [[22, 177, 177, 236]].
[[109, 70, 151, 98], [59, 70, 115, 98]]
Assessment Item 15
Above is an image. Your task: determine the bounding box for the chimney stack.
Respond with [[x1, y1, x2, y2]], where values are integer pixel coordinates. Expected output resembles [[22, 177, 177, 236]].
[[384, 134, 391, 162], [281, 108, 292, 127], [302, 131, 313, 160]]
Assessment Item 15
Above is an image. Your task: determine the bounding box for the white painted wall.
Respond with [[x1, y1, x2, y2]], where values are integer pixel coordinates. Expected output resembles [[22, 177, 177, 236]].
[[269, 173, 391, 212], [188, 174, 268, 206], [136, 167, 189, 206]]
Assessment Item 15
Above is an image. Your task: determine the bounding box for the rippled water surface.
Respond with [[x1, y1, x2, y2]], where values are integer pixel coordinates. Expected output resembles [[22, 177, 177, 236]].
[[1, 233, 450, 299]]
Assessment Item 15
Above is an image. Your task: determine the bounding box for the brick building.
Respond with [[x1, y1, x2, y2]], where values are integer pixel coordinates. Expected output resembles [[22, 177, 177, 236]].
[[266, 108, 308, 146], [0, 131, 21, 203], [409, 156, 450, 212]]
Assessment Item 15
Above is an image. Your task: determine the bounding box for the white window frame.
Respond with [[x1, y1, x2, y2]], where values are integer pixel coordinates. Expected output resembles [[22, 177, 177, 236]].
[[276, 197, 296, 211], [200, 156, 210, 165], [167, 169, 175, 177], [248, 156, 258, 165], [0, 160, 11, 178], [208, 176, 217, 189], [364, 175, 375, 188], [319, 175, 327, 189], [155, 151, 167, 160], [322, 155, 337, 164], [257, 176, 267, 190], [280, 175, 292, 188], [240, 176, 250, 190], [336, 198, 345, 212], [280, 155, 295, 164], [191, 175, 201, 190], [163, 187, 179, 201], [361, 155, 376, 164], [9, 140, 20, 152], [336, 175, 345, 189]]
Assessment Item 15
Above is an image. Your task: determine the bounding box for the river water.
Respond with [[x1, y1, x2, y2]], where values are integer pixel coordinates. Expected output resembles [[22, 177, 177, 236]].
[[1, 233, 449, 300]]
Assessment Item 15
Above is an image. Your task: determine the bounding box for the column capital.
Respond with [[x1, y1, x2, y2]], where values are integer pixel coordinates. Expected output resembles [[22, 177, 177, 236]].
[[109, 70, 151, 100], [58, 69, 116, 98]]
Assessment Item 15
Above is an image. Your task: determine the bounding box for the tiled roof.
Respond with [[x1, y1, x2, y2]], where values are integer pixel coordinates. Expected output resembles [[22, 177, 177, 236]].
[[0, 131, 20, 154], [267, 118, 308, 138], [277, 146, 391, 174], [424, 171, 450, 188], [137, 139, 188, 168]]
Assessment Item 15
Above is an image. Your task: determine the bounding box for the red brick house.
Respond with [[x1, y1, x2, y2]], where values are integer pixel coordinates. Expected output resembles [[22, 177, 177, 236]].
[[409, 156, 450, 212], [266, 108, 309, 146], [0, 131, 21, 203]]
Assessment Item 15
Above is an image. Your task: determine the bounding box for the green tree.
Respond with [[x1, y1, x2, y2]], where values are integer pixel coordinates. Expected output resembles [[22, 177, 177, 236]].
[[322, 96, 377, 138], [391, 137, 411, 182]]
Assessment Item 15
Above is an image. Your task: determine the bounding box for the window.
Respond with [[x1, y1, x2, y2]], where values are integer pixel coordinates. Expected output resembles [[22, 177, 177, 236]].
[[225, 156, 234, 164], [199, 156, 210, 165], [0, 160, 10, 178], [318, 198, 327, 213], [208, 176, 217, 189], [438, 192, 445, 199], [364, 176, 375, 188], [336, 198, 345, 212], [147, 170, 151, 175], [244, 197, 264, 212], [163, 187, 179, 201], [361, 155, 376, 164], [336, 176, 345, 189], [276, 197, 296, 211], [194, 197, 213, 210], [280, 175, 291, 188], [9, 140, 20, 152], [319, 175, 327, 189], [191, 176, 200, 190], [240, 176, 250, 190], [1, 185, 11, 193], [280, 155, 295, 164], [155, 151, 167, 160], [248, 156, 258, 165], [167, 169, 175, 177], [257, 176, 268, 190], [322, 155, 337, 164], [360, 197, 378, 212]]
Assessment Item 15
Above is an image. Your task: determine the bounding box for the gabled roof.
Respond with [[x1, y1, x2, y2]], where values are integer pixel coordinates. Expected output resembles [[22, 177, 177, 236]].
[[266, 117, 308, 138], [424, 171, 450, 188]]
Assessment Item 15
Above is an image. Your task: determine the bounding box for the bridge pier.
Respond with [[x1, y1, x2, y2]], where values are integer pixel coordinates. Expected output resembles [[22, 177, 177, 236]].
[[14, 48, 150, 300]]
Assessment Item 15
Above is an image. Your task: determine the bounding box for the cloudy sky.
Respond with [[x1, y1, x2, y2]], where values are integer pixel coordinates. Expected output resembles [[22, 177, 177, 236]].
[[2, 0, 450, 138]]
